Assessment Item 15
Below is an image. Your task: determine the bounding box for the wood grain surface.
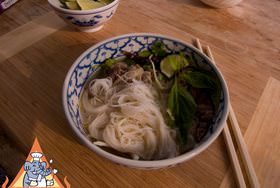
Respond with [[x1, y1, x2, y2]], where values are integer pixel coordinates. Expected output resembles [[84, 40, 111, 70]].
[[244, 77, 280, 187], [0, 0, 279, 187], [221, 77, 280, 188]]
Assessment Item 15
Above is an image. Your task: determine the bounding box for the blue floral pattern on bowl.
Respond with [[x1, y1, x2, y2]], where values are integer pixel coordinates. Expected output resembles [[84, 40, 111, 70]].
[[66, 15, 103, 27], [64, 34, 228, 140]]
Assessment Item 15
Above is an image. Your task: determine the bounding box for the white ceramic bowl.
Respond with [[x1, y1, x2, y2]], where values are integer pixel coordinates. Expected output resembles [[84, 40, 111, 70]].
[[48, 0, 119, 32], [63, 33, 229, 169]]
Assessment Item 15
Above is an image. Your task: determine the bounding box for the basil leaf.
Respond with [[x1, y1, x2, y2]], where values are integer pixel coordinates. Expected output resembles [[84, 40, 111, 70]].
[[168, 81, 197, 143], [167, 81, 179, 117], [181, 71, 221, 111], [180, 71, 216, 89]]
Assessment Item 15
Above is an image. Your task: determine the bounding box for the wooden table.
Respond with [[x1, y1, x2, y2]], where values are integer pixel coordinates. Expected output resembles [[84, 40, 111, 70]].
[[0, 0, 279, 187]]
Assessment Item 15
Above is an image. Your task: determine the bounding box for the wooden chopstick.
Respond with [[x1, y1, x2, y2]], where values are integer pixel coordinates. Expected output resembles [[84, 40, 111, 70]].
[[193, 39, 260, 188], [203, 45, 246, 188], [204, 45, 260, 188], [227, 105, 260, 188]]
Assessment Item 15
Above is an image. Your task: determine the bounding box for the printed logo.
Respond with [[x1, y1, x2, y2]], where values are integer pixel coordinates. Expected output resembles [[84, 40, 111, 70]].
[[2, 138, 70, 188]]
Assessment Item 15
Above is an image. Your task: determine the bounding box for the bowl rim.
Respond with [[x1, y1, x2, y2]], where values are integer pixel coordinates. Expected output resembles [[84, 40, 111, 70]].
[[48, 0, 119, 15], [62, 33, 229, 168]]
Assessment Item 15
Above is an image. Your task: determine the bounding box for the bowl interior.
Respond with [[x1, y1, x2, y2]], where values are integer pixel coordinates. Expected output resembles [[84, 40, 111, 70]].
[[64, 33, 229, 168], [48, 0, 118, 12]]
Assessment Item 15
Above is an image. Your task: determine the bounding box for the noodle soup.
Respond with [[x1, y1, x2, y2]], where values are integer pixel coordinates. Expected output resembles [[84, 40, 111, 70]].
[[79, 41, 222, 160]]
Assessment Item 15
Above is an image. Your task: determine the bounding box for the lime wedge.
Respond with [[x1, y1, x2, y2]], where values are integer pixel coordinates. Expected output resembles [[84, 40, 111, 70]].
[[160, 54, 189, 78], [65, 1, 80, 10], [77, 0, 105, 10]]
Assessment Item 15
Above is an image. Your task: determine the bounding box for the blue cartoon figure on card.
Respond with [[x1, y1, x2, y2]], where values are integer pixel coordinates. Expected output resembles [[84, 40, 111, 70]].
[[3, 138, 70, 188], [23, 152, 55, 187]]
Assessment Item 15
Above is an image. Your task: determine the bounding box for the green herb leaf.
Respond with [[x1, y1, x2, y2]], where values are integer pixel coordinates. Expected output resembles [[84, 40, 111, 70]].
[[180, 71, 216, 89], [101, 58, 116, 69], [123, 57, 135, 66], [98, 58, 116, 76], [180, 71, 221, 111], [160, 54, 189, 78], [139, 50, 151, 58], [168, 80, 197, 143], [151, 41, 167, 57]]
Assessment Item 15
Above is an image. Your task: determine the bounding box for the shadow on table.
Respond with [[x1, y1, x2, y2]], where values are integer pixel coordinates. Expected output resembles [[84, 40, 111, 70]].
[[0, 120, 26, 186]]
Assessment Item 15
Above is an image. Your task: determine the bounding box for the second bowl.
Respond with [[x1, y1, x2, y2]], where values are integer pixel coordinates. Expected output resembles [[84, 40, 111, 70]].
[[48, 0, 119, 32]]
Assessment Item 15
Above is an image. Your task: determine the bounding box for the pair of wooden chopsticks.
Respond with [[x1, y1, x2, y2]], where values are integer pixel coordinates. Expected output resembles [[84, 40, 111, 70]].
[[193, 39, 260, 188]]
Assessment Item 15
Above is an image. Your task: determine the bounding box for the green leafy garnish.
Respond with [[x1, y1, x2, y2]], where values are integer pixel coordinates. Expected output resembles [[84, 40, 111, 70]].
[[123, 57, 135, 66], [168, 80, 197, 144], [100, 58, 116, 72], [180, 71, 221, 111], [180, 71, 216, 89], [139, 50, 151, 58], [151, 41, 167, 57]]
